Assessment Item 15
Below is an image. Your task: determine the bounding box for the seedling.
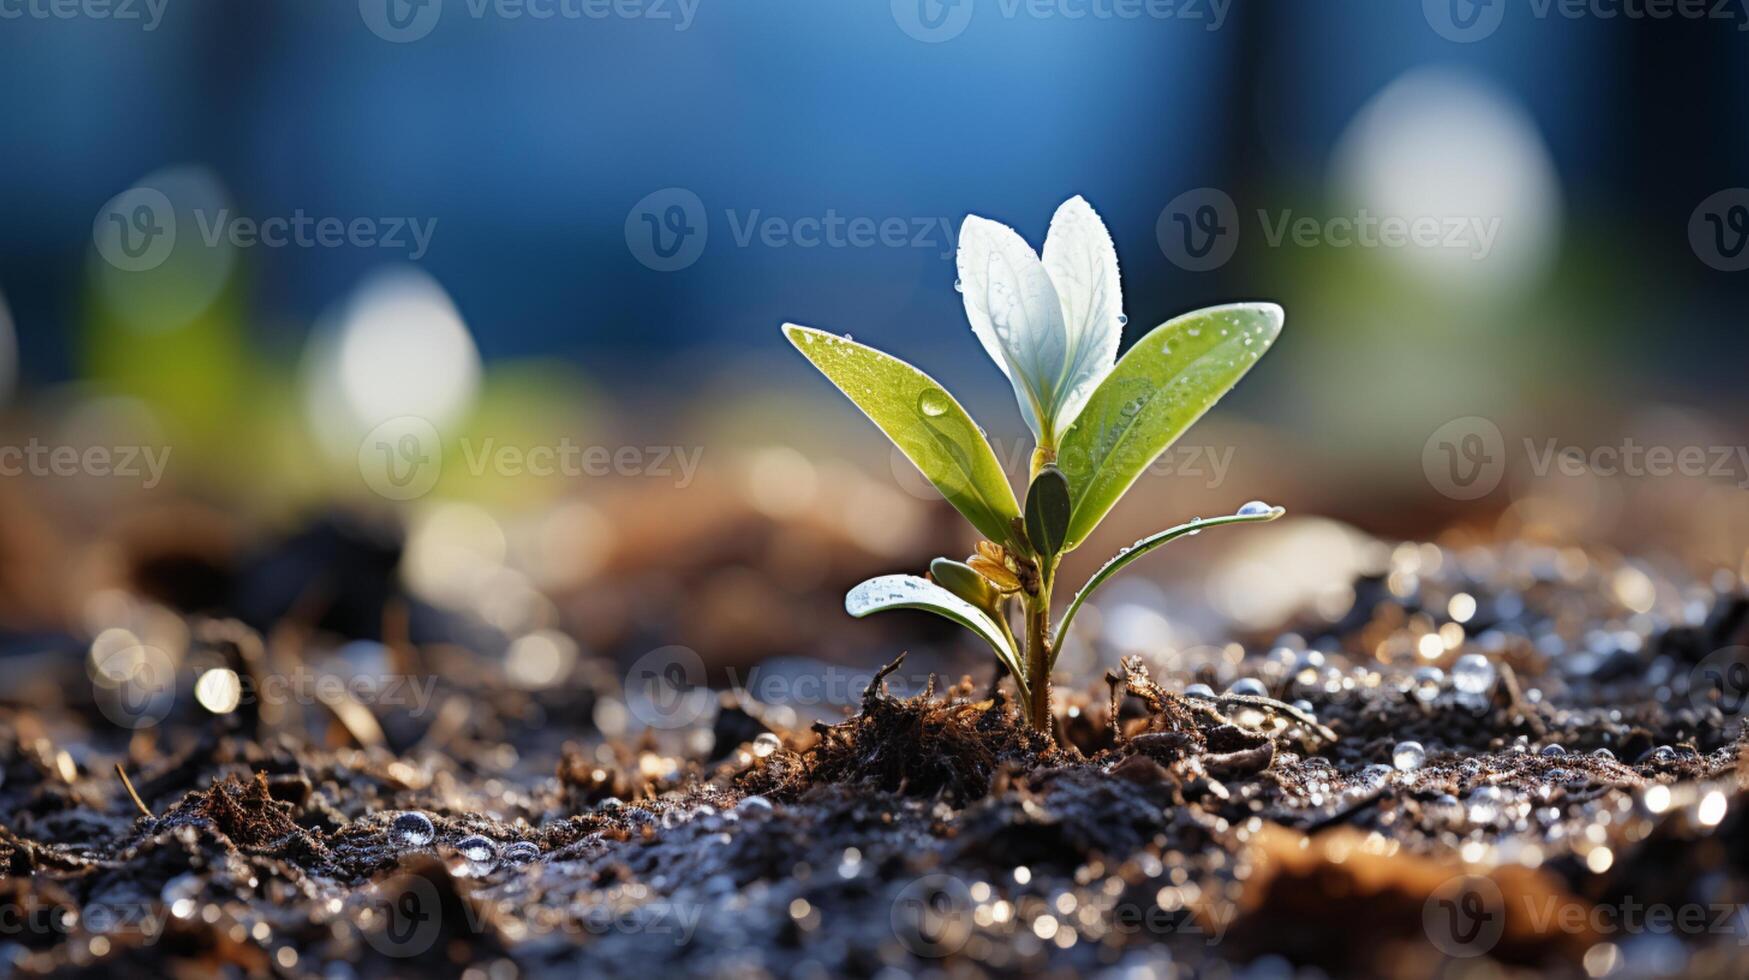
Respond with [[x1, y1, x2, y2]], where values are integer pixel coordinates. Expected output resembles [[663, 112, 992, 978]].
[[784, 196, 1284, 738]]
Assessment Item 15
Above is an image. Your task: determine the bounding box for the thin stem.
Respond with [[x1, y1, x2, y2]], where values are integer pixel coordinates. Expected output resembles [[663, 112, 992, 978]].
[[1023, 586, 1054, 740]]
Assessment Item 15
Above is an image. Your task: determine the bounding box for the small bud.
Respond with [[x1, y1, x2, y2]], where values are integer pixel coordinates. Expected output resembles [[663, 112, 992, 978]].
[[930, 558, 998, 611], [966, 543, 1022, 593]]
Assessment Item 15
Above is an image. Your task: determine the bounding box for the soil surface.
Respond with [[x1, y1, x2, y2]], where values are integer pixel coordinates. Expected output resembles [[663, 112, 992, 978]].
[[3, 535, 1748, 978]]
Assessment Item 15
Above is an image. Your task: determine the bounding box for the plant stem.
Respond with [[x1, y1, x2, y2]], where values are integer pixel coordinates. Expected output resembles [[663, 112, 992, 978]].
[[1023, 589, 1053, 741]]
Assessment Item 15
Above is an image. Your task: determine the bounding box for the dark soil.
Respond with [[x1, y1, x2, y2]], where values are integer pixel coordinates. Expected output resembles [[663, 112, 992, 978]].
[[3, 537, 1748, 978]]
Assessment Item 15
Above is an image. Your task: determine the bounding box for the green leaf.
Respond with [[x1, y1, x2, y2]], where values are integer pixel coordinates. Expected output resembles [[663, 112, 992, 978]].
[[929, 557, 998, 613], [845, 575, 1025, 692], [1023, 465, 1071, 560], [784, 324, 1021, 545], [1056, 303, 1283, 550], [1051, 505, 1285, 662]]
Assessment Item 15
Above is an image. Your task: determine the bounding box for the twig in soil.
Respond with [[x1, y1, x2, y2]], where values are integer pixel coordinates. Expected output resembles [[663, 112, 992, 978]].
[[1497, 662, 1548, 738], [1182, 691, 1339, 746], [115, 763, 153, 819]]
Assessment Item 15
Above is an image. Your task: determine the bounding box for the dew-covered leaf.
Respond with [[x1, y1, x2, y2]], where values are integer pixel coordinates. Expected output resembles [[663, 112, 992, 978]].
[[1056, 303, 1282, 550], [1051, 504, 1285, 662], [784, 324, 1020, 544], [845, 575, 1024, 688]]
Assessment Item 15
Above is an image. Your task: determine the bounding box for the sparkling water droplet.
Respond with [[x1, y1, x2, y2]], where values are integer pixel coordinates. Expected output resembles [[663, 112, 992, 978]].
[[1592, 748, 1615, 760], [953, 278, 964, 293], [1642, 745, 1677, 764], [1361, 764, 1394, 785], [737, 795, 774, 814], [1540, 744, 1566, 757], [1235, 500, 1272, 517], [1451, 654, 1496, 696], [1226, 678, 1267, 698], [501, 841, 540, 863], [1413, 666, 1444, 702], [392, 811, 435, 847], [1183, 683, 1214, 698], [753, 732, 782, 758], [1116, 314, 1128, 327], [456, 835, 496, 863], [1467, 785, 1503, 824], [918, 388, 949, 418], [1291, 699, 1315, 715], [1392, 740, 1426, 771]]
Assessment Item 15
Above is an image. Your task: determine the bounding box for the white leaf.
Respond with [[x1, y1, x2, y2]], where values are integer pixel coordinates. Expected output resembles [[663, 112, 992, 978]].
[[1042, 195, 1122, 434], [956, 214, 1068, 442]]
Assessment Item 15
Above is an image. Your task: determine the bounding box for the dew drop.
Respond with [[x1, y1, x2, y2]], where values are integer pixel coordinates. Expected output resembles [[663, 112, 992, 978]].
[[1412, 666, 1444, 702], [1450, 654, 1496, 696], [753, 732, 782, 758], [918, 388, 950, 418], [1466, 785, 1503, 824], [1183, 683, 1214, 698], [1226, 678, 1267, 698], [501, 841, 540, 864], [737, 795, 774, 814], [456, 834, 496, 863], [1236, 500, 1273, 517], [1116, 314, 1128, 327], [1392, 741, 1426, 771], [953, 278, 964, 293], [392, 811, 435, 847]]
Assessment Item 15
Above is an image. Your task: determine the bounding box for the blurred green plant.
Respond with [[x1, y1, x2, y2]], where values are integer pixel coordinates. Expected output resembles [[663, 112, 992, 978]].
[[785, 197, 1285, 738]]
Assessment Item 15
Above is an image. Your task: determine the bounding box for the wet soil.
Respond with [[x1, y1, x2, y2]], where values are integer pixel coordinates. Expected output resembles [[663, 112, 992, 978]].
[[3, 539, 1748, 978]]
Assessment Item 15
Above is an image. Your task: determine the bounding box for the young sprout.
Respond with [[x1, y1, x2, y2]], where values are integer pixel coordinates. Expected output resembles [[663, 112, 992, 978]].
[[784, 196, 1284, 739]]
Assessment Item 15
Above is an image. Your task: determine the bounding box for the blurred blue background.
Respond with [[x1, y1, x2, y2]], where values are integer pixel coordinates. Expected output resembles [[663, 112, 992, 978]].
[[0, 0, 1746, 542]]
